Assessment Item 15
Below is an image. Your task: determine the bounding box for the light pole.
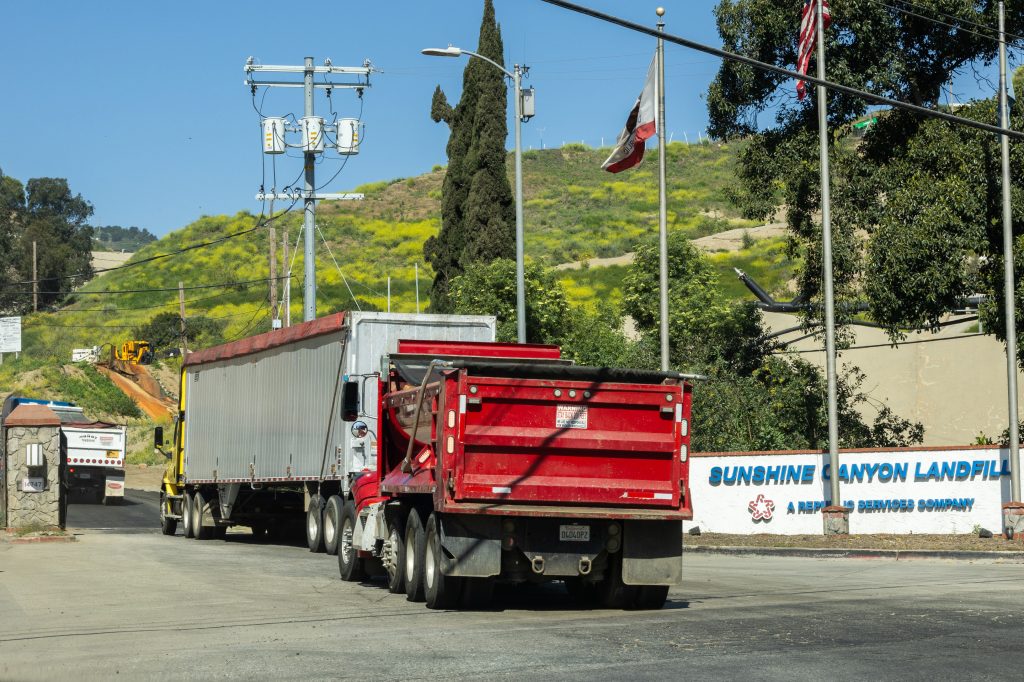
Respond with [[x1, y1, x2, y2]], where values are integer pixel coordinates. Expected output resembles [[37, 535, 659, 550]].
[[422, 46, 529, 344]]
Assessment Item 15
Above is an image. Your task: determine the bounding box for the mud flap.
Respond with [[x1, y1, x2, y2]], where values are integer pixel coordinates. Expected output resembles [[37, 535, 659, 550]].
[[622, 520, 683, 586], [218, 483, 240, 521], [439, 515, 501, 578]]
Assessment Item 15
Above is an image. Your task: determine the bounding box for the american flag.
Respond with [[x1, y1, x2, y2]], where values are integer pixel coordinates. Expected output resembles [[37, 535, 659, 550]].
[[796, 0, 831, 100]]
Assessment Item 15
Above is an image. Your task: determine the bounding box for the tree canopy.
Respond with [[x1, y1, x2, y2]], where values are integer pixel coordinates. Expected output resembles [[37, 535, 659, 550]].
[[424, 0, 515, 312], [707, 1, 1024, 357], [0, 170, 94, 313]]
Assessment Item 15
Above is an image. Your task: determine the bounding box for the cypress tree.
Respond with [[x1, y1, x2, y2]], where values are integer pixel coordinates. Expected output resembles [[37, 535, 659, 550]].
[[425, 0, 515, 312]]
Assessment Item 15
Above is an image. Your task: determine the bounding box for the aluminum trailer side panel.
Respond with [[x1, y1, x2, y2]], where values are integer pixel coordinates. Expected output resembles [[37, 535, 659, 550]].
[[183, 312, 495, 485]]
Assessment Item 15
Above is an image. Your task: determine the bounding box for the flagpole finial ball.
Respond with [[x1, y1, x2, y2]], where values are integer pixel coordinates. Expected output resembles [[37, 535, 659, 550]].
[[656, 6, 665, 16]]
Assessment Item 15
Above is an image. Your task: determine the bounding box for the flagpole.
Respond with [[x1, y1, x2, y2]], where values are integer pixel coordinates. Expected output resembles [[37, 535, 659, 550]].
[[816, 0, 845, 533], [998, 1, 1023, 533], [656, 6, 670, 372]]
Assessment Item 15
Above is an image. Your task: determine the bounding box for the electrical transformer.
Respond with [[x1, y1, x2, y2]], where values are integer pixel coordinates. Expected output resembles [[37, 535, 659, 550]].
[[262, 117, 287, 155]]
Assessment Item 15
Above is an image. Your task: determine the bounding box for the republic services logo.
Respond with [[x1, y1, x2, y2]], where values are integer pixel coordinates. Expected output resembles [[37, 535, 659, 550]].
[[748, 494, 775, 522]]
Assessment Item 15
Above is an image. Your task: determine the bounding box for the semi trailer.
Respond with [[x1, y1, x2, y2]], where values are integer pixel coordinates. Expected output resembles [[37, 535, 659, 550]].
[[160, 311, 695, 610], [156, 312, 497, 540]]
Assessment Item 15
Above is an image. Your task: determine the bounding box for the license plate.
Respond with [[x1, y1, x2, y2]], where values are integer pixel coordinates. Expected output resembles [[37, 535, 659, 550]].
[[106, 450, 120, 459], [78, 472, 91, 479], [559, 524, 590, 542]]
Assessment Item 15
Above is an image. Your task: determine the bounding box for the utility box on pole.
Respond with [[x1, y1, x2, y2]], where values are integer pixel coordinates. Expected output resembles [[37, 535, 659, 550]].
[[245, 56, 374, 323]]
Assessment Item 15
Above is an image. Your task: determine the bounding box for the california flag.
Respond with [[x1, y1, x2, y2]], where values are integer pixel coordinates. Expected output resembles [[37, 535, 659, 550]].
[[601, 56, 657, 173]]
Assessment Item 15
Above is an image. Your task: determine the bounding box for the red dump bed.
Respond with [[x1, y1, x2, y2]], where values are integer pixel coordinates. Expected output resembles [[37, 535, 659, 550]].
[[445, 371, 690, 513], [377, 342, 692, 520]]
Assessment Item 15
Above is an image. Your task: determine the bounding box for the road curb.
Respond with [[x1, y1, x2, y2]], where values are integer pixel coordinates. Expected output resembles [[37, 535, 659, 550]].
[[2, 534, 78, 545], [686, 544, 1024, 561]]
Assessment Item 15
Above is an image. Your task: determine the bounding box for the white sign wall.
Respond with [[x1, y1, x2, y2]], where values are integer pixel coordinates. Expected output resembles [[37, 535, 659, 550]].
[[685, 446, 1013, 534], [0, 316, 21, 353]]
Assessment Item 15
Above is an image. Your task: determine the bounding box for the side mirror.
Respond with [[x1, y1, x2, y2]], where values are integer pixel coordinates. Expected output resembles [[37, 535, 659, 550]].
[[154, 426, 164, 448], [341, 381, 360, 421]]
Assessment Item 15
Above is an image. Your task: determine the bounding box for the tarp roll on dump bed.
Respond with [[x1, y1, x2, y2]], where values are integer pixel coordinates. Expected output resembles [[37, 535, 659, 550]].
[[450, 360, 690, 384]]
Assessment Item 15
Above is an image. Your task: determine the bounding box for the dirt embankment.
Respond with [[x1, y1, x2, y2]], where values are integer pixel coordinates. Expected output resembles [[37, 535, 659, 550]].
[[95, 366, 174, 420]]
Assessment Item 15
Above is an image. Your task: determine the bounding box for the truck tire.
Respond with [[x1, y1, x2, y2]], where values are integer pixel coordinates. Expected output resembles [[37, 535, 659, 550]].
[[384, 511, 406, 594], [598, 553, 639, 609], [338, 500, 365, 582], [306, 494, 325, 553], [159, 493, 177, 536], [424, 513, 462, 610], [194, 490, 213, 540], [323, 496, 343, 556], [183, 492, 195, 539], [632, 585, 669, 610], [404, 509, 427, 602]]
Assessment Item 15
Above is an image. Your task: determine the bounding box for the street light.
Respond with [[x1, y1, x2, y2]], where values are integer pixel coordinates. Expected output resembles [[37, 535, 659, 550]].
[[422, 45, 530, 344]]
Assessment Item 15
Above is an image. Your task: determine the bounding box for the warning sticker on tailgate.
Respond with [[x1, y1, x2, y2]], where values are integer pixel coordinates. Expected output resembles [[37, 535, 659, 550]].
[[556, 404, 588, 429]]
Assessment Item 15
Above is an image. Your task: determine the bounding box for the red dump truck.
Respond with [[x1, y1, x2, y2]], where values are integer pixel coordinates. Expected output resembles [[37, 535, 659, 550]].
[[338, 338, 694, 610], [164, 312, 695, 610]]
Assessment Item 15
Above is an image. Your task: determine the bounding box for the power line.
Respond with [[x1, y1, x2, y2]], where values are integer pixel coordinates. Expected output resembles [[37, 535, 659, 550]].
[[539, 0, 1024, 140], [881, 0, 1024, 46], [861, 0, 1013, 46], [40, 290, 247, 314], [7, 275, 293, 297], [2, 199, 300, 289]]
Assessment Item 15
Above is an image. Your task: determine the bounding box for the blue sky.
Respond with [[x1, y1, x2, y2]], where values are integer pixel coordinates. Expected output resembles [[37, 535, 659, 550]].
[[0, 1, 1012, 236]]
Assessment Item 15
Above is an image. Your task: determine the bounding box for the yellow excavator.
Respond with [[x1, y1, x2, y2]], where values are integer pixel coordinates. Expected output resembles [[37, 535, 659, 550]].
[[114, 340, 154, 365]]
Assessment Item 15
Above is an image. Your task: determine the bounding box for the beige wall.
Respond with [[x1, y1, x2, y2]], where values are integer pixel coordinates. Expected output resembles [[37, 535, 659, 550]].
[[764, 312, 1023, 447]]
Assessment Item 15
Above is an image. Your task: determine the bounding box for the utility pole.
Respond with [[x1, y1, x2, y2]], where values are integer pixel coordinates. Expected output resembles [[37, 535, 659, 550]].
[[246, 56, 373, 323], [269, 226, 279, 327], [178, 281, 188, 357], [283, 228, 291, 328], [415, 262, 420, 314], [32, 241, 38, 313]]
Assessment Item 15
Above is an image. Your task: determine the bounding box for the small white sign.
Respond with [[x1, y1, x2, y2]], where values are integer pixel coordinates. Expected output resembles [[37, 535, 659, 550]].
[[555, 404, 588, 429], [559, 524, 590, 542], [0, 317, 21, 353], [21, 477, 45, 493]]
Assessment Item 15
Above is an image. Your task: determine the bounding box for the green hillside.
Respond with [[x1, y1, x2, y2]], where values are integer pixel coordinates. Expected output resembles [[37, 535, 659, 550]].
[[1, 140, 797, 429]]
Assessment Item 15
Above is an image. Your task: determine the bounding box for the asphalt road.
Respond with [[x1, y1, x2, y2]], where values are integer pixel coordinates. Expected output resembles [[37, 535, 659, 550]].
[[65, 488, 160, 531], [2, 527, 1023, 681]]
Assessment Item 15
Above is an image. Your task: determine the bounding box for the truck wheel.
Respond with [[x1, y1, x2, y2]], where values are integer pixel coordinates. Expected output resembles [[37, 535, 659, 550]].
[[193, 490, 212, 540], [338, 500, 365, 582], [598, 553, 639, 609], [323, 496, 343, 556], [404, 509, 427, 602], [183, 492, 195, 539], [424, 513, 462, 610], [159, 493, 177, 536], [384, 512, 406, 594], [632, 585, 669, 610], [306, 494, 325, 553]]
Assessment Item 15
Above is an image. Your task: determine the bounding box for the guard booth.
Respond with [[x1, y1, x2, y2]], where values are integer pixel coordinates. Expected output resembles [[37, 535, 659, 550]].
[[2, 402, 64, 531]]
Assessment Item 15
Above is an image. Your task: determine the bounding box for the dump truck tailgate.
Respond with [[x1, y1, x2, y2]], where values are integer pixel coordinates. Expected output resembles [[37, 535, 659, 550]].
[[448, 374, 689, 510]]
